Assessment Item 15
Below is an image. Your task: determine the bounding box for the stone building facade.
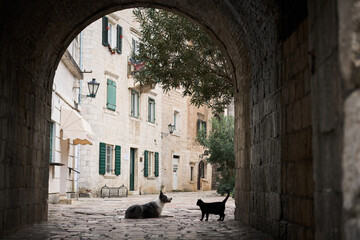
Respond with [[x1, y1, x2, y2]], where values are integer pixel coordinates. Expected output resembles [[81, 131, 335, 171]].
[[74, 9, 212, 196], [48, 34, 94, 203], [160, 89, 212, 192]]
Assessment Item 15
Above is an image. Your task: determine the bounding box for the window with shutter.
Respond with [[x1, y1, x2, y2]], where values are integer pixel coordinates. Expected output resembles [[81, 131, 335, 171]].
[[174, 111, 180, 131], [148, 98, 155, 123], [107, 79, 116, 111], [144, 150, 149, 177], [105, 145, 113, 174], [102, 17, 109, 46], [131, 90, 139, 117], [196, 119, 207, 137], [116, 25, 122, 54], [132, 38, 139, 55], [155, 152, 159, 177], [99, 142, 106, 175], [115, 145, 121, 175]]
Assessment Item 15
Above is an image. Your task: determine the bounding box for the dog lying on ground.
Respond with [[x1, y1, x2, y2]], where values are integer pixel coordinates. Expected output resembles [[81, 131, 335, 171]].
[[125, 191, 172, 218]]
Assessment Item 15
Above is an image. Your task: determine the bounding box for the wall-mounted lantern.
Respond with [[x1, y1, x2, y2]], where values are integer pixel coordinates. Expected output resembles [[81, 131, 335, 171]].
[[87, 78, 100, 98], [161, 123, 175, 138], [168, 123, 175, 134]]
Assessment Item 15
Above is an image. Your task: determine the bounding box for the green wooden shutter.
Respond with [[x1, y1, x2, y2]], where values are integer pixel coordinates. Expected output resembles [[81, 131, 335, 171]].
[[153, 100, 156, 121], [131, 91, 134, 116], [155, 152, 159, 177], [99, 142, 106, 175], [144, 150, 149, 177], [102, 17, 109, 46], [116, 25, 122, 54], [115, 145, 121, 175], [107, 79, 116, 111], [136, 92, 139, 117]]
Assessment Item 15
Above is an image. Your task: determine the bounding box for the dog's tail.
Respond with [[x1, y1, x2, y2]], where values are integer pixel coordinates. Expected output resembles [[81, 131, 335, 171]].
[[222, 190, 230, 203]]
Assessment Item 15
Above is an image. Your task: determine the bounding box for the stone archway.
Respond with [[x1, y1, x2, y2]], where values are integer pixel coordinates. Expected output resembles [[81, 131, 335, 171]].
[[0, 0, 349, 239], [338, 1, 360, 237]]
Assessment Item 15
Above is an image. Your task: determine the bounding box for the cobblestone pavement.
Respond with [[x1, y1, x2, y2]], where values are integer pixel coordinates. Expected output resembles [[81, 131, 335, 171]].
[[2, 191, 272, 240]]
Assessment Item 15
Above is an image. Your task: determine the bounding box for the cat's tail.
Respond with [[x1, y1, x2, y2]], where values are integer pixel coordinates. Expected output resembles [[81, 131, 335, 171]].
[[223, 190, 230, 203]]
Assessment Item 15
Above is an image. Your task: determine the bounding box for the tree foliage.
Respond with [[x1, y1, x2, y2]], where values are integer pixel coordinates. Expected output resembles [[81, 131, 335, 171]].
[[197, 116, 235, 193], [132, 8, 234, 112]]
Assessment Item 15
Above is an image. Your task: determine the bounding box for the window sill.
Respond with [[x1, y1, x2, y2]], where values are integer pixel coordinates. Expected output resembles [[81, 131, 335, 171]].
[[147, 121, 156, 127], [172, 131, 181, 137], [103, 175, 117, 179], [130, 115, 140, 121], [147, 176, 156, 180], [103, 107, 118, 116]]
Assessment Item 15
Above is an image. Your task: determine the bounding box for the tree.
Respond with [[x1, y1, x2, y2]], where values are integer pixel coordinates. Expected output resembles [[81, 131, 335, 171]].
[[197, 116, 235, 194], [132, 8, 234, 113]]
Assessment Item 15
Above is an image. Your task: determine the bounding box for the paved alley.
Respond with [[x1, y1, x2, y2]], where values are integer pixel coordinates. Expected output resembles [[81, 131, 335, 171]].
[[2, 191, 271, 239]]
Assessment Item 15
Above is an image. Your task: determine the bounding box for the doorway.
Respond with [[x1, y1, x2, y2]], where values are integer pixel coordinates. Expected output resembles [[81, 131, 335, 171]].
[[197, 160, 205, 190], [172, 155, 179, 190], [130, 148, 136, 191]]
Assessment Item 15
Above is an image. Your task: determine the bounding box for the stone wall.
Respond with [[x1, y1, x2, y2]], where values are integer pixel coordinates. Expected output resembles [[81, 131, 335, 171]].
[[280, 19, 314, 239], [308, 0, 343, 239], [340, 1, 360, 239], [235, 5, 314, 240], [0, 58, 51, 235], [0, 0, 349, 239]]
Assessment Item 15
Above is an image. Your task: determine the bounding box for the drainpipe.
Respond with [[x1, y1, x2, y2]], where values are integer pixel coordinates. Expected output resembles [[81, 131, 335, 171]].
[[77, 31, 83, 196], [78, 31, 83, 105], [76, 145, 80, 197]]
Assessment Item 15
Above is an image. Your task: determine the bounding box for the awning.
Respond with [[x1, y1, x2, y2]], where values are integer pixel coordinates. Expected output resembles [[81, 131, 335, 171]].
[[60, 106, 94, 145]]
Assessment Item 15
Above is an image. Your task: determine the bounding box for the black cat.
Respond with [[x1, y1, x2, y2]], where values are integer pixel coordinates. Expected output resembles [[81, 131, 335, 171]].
[[196, 191, 230, 221]]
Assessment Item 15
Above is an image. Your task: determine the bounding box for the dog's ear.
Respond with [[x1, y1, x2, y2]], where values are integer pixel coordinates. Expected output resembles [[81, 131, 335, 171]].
[[160, 191, 163, 196]]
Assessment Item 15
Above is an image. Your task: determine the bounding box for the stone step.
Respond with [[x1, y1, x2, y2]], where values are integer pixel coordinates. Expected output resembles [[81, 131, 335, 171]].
[[58, 196, 78, 205], [128, 191, 139, 196]]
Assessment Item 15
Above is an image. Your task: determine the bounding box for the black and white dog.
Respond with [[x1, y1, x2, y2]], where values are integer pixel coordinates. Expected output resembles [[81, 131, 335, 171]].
[[125, 191, 172, 218]]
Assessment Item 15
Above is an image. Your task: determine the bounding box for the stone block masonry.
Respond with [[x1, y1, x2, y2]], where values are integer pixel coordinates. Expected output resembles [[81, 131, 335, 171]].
[[0, 0, 352, 239], [235, 14, 314, 240], [280, 19, 314, 239]]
